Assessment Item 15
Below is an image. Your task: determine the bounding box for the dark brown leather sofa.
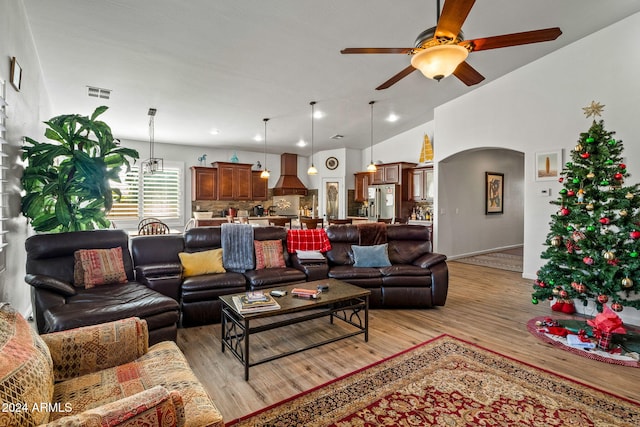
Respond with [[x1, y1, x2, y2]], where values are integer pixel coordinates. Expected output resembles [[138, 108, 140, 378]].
[[132, 226, 307, 327], [324, 224, 448, 308], [25, 229, 180, 345]]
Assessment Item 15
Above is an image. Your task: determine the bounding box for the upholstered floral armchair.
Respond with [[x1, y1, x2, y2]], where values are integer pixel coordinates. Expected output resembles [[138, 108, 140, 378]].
[[0, 303, 223, 427]]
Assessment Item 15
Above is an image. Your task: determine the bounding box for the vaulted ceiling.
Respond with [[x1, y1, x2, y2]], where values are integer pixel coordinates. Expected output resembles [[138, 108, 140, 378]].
[[23, 0, 640, 155]]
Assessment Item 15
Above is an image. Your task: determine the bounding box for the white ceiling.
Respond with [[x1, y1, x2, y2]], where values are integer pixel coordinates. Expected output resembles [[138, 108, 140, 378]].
[[22, 0, 640, 155]]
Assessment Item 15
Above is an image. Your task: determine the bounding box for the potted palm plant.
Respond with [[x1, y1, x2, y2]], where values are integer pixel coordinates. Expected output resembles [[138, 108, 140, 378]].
[[21, 106, 139, 232]]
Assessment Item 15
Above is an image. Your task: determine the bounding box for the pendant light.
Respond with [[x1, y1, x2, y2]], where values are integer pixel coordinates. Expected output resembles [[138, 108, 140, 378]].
[[142, 108, 163, 174], [260, 118, 270, 179], [307, 101, 318, 175], [367, 101, 377, 173]]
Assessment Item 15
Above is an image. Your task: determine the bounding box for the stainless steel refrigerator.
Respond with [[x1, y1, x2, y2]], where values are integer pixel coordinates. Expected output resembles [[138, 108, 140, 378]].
[[367, 184, 400, 221]]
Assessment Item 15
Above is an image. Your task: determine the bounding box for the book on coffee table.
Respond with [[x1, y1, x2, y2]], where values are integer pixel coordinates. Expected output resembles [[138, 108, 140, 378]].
[[232, 295, 280, 314]]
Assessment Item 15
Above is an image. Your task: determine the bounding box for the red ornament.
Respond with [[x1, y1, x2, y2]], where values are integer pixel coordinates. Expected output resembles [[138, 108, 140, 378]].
[[567, 190, 575, 197], [611, 302, 623, 312], [597, 294, 609, 304], [559, 290, 568, 298], [538, 281, 547, 288], [630, 230, 640, 240], [599, 217, 610, 225], [583, 256, 594, 265], [620, 163, 626, 169], [570, 281, 579, 290], [561, 208, 571, 216], [558, 177, 564, 183], [575, 283, 586, 293], [614, 173, 623, 180], [580, 152, 590, 159]]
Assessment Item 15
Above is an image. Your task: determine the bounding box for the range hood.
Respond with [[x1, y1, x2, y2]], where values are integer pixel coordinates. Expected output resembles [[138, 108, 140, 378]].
[[272, 153, 308, 196]]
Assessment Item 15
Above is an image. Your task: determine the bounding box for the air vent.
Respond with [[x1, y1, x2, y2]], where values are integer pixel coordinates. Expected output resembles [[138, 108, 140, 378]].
[[330, 134, 344, 139], [87, 86, 111, 99]]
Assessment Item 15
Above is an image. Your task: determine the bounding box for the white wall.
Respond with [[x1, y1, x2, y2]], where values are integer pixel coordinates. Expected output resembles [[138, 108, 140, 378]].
[[432, 12, 640, 323], [0, 0, 52, 315], [363, 120, 434, 167]]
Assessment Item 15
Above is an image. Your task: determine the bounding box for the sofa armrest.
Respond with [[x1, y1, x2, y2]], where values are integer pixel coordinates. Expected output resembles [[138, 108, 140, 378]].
[[43, 386, 185, 427], [41, 317, 149, 382], [290, 253, 329, 281], [135, 262, 183, 278], [412, 252, 447, 269], [25, 273, 76, 297]]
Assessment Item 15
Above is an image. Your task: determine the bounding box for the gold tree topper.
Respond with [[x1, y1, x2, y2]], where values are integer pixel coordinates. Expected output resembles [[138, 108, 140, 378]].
[[582, 101, 605, 119]]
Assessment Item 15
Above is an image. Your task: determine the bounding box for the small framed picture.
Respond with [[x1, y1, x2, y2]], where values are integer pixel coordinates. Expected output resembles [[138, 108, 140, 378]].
[[10, 57, 22, 91], [535, 150, 562, 181], [485, 172, 504, 215]]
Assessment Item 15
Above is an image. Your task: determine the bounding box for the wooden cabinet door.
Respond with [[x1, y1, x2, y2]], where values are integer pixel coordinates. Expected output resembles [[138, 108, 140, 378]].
[[215, 162, 252, 201], [410, 169, 423, 201], [371, 168, 385, 184], [235, 165, 252, 200], [217, 164, 235, 200], [251, 171, 268, 200], [191, 167, 217, 201], [383, 164, 400, 183], [354, 172, 370, 202]]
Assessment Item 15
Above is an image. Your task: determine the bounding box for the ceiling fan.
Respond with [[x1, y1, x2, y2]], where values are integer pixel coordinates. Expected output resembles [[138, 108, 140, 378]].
[[341, 0, 562, 90]]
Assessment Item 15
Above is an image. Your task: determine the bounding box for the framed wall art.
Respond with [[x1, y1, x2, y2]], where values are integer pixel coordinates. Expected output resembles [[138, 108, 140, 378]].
[[10, 57, 22, 91], [485, 172, 504, 214], [535, 149, 562, 181]]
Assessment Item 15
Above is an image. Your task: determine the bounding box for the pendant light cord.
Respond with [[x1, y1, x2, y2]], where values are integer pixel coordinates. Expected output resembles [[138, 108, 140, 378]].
[[310, 101, 316, 164], [370, 101, 375, 164]]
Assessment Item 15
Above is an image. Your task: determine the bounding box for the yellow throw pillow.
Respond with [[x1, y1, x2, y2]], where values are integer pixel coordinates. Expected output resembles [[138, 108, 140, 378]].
[[178, 249, 226, 277]]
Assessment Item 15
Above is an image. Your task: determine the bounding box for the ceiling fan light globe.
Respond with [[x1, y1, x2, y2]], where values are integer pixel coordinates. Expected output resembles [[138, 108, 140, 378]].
[[411, 44, 468, 81]]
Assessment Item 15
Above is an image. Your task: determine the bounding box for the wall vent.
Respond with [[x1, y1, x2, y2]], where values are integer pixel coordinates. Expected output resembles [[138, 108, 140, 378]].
[[87, 86, 111, 99], [330, 134, 344, 139]]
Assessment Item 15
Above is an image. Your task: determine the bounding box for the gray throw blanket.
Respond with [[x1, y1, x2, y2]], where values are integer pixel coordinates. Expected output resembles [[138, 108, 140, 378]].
[[221, 223, 255, 272]]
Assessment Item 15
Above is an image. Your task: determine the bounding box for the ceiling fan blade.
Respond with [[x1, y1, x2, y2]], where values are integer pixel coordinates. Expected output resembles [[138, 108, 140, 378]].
[[341, 47, 413, 54], [435, 0, 476, 40], [376, 65, 417, 90], [453, 61, 485, 86], [465, 27, 562, 52]]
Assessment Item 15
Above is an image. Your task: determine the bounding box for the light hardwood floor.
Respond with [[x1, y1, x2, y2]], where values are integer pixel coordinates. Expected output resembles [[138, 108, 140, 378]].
[[176, 261, 640, 422]]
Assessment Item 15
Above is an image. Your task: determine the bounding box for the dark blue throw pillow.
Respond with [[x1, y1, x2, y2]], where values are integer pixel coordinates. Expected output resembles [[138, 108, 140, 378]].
[[352, 243, 392, 267]]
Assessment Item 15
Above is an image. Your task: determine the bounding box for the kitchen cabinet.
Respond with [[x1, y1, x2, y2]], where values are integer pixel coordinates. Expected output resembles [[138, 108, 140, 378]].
[[370, 162, 416, 185], [191, 167, 217, 201], [251, 171, 268, 201], [410, 166, 434, 202], [213, 162, 252, 201], [354, 172, 371, 202]]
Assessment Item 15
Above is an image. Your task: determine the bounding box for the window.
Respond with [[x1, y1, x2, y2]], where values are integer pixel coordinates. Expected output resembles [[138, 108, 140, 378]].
[[108, 161, 184, 228]]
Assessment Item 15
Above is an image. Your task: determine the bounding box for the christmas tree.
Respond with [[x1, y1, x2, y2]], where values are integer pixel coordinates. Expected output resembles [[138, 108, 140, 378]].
[[532, 102, 640, 314]]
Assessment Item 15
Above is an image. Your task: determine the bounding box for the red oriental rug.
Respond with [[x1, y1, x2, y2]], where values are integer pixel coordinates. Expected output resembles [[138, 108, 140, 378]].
[[225, 335, 640, 426]]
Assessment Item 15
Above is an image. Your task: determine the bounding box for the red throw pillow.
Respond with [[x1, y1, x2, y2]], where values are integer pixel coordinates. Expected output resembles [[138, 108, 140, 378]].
[[74, 247, 128, 288], [254, 240, 286, 269]]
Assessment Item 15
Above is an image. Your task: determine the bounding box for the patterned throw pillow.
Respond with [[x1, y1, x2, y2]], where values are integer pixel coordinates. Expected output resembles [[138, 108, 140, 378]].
[[0, 303, 54, 426], [254, 240, 286, 269], [74, 247, 128, 288]]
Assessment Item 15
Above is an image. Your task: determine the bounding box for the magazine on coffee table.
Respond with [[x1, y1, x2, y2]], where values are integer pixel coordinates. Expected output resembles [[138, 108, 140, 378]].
[[232, 295, 280, 314]]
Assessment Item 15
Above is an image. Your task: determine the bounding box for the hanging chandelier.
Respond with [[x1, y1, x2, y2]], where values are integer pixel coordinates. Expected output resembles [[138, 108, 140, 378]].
[[260, 118, 270, 179], [307, 101, 318, 175], [367, 101, 377, 172]]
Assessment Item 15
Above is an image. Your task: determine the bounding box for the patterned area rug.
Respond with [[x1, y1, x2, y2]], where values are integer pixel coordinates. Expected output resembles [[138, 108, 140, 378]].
[[225, 335, 640, 426], [453, 250, 523, 272]]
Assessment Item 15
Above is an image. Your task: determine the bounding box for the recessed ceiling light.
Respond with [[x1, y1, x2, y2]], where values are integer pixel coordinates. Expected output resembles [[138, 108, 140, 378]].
[[313, 110, 324, 119], [297, 139, 307, 147], [254, 134, 263, 142], [210, 129, 221, 135], [386, 113, 399, 122]]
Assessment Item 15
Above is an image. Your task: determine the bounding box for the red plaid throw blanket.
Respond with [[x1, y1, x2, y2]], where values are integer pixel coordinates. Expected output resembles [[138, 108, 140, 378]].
[[286, 229, 332, 253]]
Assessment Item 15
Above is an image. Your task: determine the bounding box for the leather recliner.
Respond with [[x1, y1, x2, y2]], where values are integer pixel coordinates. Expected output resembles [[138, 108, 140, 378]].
[[25, 229, 180, 345]]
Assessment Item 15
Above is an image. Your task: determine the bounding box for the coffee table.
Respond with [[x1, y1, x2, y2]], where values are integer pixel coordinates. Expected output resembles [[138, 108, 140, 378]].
[[220, 278, 370, 380]]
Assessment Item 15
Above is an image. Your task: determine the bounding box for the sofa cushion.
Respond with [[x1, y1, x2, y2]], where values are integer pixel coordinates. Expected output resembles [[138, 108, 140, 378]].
[[49, 340, 223, 426], [42, 283, 179, 333], [0, 303, 54, 426], [380, 264, 431, 277], [352, 244, 392, 268], [254, 240, 286, 269], [178, 248, 226, 277], [244, 268, 306, 289], [74, 247, 128, 288], [327, 265, 382, 280]]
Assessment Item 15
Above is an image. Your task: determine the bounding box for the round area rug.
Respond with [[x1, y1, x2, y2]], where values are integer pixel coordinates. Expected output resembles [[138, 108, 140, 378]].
[[527, 316, 640, 367]]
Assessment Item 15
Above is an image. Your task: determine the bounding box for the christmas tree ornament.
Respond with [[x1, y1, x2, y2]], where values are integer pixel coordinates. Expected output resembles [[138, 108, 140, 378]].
[[552, 287, 560, 296], [619, 163, 626, 169], [572, 178, 580, 184], [566, 225, 574, 231], [611, 302, 623, 312], [625, 192, 634, 200], [599, 217, 610, 225], [567, 190, 575, 197], [575, 283, 586, 293], [630, 251, 639, 258], [597, 294, 609, 304], [614, 172, 623, 180], [574, 144, 583, 151], [586, 225, 596, 232], [585, 137, 595, 143], [570, 281, 579, 290], [585, 203, 594, 211], [560, 207, 570, 216], [619, 209, 628, 217], [559, 290, 568, 298], [550, 236, 562, 247], [603, 251, 615, 260], [600, 179, 609, 186], [583, 256, 594, 265], [608, 139, 617, 146], [580, 152, 590, 159], [605, 159, 614, 165], [559, 188, 567, 195], [586, 172, 595, 179], [582, 101, 605, 118], [531, 297, 539, 305], [622, 277, 633, 288], [558, 177, 564, 183], [577, 189, 585, 203], [630, 230, 640, 240], [572, 230, 586, 242], [565, 162, 573, 168]]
